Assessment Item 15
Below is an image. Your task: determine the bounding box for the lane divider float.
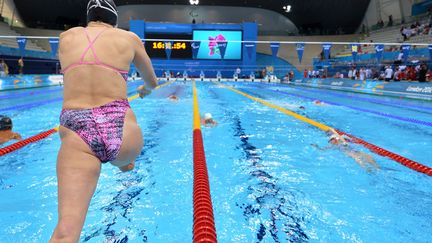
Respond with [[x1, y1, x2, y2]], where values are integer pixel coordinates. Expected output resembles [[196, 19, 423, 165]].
[[218, 82, 432, 176], [0, 127, 59, 156], [0, 79, 178, 157], [192, 80, 217, 242]]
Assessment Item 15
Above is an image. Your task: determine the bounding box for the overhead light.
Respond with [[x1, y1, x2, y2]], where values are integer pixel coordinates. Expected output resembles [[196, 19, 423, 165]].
[[283, 5, 292, 13], [190, 0, 199, 5]]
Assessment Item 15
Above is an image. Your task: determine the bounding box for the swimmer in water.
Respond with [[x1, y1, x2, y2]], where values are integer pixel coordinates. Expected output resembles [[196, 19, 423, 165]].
[[0, 115, 22, 145], [201, 113, 218, 127], [313, 100, 326, 106], [168, 94, 179, 102], [50, 0, 158, 241], [284, 103, 306, 110], [312, 129, 379, 171]]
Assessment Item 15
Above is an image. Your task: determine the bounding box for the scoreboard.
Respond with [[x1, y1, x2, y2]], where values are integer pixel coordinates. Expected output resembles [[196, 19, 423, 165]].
[[144, 31, 243, 60], [144, 33, 193, 59]]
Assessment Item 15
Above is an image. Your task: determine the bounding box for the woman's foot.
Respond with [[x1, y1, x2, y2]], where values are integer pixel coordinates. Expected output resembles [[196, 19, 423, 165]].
[[119, 160, 135, 172]]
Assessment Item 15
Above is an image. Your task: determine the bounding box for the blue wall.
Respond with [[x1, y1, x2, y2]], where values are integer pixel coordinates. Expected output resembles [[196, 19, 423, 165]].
[[412, 0, 432, 16], [130, 21, 258, 78], [256, 53, 301, 78]]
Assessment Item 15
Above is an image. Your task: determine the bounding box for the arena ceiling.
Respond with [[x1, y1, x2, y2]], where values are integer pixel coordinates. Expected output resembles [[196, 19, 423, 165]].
[[14, 0, 371, 34]]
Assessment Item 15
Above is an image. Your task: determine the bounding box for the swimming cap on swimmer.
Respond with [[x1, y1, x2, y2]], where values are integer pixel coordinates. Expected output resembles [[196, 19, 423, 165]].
[[328, 134, 340, 141], [0, 115, 12, 131], [87, 0, 118, 27], [204, 113, 212, 120]]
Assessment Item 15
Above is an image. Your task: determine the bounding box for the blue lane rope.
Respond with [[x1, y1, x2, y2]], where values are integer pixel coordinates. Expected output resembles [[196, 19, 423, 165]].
[[284, 84, 432, 113], [247, 84, 432, 128]]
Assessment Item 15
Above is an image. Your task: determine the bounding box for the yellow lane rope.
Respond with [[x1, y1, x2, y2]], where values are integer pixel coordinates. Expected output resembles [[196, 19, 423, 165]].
[[217, 82, 333, 132]]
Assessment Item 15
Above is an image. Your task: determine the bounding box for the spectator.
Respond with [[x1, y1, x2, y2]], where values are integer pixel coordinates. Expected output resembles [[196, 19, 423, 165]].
[[283, 73, 290, 82], [394, 51, 403, 64], [359, 68, 366, 81], [418, 64, 428, 82], [348, 68, 353, 79], [303, 69, 308, 78], [394, 67, 402, 81], [407, 66, 417, 81], [401, 27, 412, 41], [17, 57, 24, 74], [352, 68, 358, 80], [289, 70, 294, 80], [0, 59, 6, 77], [388, 15, 393, 27], [384, 65, 393, 81], [371, 68, 379, 80], [235, 67, 241, 77], [426, 69, 432, 82]]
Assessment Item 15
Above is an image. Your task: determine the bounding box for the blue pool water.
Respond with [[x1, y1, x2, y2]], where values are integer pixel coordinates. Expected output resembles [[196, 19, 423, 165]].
[[0, 79, 431, 242]]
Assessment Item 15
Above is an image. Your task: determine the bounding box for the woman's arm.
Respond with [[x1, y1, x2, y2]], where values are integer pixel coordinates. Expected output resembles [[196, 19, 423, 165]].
[[130, 33, 158, 90]]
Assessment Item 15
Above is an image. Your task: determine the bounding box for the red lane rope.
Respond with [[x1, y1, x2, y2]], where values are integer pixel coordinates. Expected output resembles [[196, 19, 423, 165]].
[[336, 130, 432, 176], [193, 129, 217, 243], [0, 128, 58, 157]]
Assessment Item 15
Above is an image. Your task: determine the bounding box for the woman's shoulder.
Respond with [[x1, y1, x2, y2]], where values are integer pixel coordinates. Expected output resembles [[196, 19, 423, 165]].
[[60, 27, 85, 39], [115, 29, 141, 41]]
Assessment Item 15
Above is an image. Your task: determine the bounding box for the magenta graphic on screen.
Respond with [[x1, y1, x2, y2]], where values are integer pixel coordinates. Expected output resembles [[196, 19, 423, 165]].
[[208, 34, 226, 57]]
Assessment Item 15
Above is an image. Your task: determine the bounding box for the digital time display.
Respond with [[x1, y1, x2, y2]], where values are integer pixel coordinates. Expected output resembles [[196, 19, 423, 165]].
[[152, 42, 187, 50], [145, 33, 193, 59]]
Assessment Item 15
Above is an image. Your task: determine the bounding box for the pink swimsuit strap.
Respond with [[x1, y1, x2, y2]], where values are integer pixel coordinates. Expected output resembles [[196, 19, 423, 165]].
[[62, 27, 128, 81]]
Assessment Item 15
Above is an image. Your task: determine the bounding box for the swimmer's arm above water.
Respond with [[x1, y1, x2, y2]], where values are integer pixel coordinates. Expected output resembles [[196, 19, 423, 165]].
[[130, 32, 158, 91]]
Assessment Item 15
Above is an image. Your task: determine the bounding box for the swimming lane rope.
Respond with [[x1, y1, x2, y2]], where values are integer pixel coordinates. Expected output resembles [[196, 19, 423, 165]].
[[0, 127, 59, 156], [0, 79, 178, 157], [218, 83, 432, 176], [192, 80, 217, 242], [268, 87, 432, 127]]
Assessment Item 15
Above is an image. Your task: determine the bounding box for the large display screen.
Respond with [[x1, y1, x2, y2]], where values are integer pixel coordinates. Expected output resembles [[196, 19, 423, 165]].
[[193, 30, 243, 60], [144, 33, 193, 59]]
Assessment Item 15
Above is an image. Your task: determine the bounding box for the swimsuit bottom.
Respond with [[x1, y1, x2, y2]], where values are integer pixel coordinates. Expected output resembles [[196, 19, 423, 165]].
[[60, 99, 130, 163]]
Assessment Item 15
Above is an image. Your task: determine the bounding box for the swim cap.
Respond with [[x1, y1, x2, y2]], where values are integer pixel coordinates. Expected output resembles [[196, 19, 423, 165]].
[[87, 0, 118, 27], [204, 113, 212, 120], [0, 115, 12, 131], [328, 134, 339, 142]]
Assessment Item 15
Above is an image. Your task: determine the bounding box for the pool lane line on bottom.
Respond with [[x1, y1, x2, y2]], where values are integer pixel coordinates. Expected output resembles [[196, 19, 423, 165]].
[[0, 79, 178, 157], [217, 82, 432, 176], [191, 80, 218, 243]]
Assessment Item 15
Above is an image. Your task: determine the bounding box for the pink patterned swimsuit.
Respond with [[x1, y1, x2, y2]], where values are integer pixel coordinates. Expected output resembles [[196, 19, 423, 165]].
[[60, 100, 130, 162], [60, 27, 131, 162]]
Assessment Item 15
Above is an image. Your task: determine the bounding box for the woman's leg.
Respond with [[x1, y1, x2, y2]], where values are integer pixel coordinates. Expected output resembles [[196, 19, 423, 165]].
[[50, 127, 101, 243], [111, 109, 144, 171]]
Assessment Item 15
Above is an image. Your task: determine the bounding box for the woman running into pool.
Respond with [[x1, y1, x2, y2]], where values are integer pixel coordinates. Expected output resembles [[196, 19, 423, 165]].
[[50, 0, 157, 242]]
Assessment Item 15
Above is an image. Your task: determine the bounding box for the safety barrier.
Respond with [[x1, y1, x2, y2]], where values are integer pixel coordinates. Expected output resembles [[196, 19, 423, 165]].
[[192, 80, 217, 242], [0, 79, 177, 157], [219, 83, 432, 176]]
